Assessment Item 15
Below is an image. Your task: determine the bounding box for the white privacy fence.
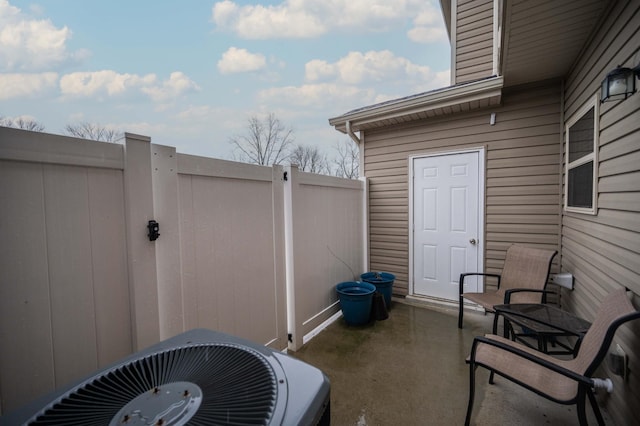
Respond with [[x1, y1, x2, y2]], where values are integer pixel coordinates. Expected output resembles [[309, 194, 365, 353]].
[[0, 128, 366, 413]]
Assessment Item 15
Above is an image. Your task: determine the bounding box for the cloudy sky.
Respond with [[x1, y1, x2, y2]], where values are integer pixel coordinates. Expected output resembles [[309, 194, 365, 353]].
[[0, 0, 451, 159]]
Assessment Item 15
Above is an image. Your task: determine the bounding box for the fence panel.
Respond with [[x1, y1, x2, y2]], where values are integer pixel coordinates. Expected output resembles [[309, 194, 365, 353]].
[[176, 154, 287, 349], [286, 166, 366, 350], [0, 128, 131, 413], [0, 128, 364, 412]]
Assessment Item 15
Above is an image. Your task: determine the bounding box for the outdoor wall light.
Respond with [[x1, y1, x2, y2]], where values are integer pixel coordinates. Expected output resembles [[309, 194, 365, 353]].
[[600, 64, 640, 102]]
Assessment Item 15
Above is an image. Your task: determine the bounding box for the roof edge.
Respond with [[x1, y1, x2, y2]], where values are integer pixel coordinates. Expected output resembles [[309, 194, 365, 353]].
[[329, 76, 504, 133], [439, 0, 452, 40]]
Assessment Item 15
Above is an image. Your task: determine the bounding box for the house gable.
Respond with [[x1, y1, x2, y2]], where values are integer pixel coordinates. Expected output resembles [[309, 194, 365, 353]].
[[452, 0, 497, 84]]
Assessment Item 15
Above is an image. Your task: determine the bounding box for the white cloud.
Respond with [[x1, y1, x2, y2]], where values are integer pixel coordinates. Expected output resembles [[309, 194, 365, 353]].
[[142, 105, 246, 158], [112, 121, 171, 137], [59, 70, 199, 102], [177, 105, 223, 121], [10, 113, 37, 121], [413, 6, 441, 26], [304, 59, 334, 82], [212, 0, 445, 40], [305, 50, 432, 85], [257, 83, 376, 108], [408, 4, 447, 43], [213, 0, 324, 39], [408, 26, 447, 43], [260, 51, 451, 114], [0, 0, 87, 71], [175, 105, 247, 134], [0, 72, 58, 99], [141, 72, 201, 102], [431, 69, 451, 89], [217, 47, 267, 74], [0, 0, 19, 20], [60, 70, 155, 97], [211, 0, 238, 24]]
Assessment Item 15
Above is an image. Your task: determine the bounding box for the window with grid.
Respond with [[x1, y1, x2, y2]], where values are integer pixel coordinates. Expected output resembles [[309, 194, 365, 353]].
[[565, 97, 598, 214]]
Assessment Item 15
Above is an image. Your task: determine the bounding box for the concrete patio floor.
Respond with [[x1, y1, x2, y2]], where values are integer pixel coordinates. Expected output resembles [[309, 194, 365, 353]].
[[292, 300, 613, 425]]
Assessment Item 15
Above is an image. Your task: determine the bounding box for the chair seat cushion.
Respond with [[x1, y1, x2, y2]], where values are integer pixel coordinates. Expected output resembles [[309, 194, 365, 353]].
[[474, 334, 580, 402]]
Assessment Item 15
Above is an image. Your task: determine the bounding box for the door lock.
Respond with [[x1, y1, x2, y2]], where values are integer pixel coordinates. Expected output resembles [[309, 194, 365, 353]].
[[469, 238, 477, 245]]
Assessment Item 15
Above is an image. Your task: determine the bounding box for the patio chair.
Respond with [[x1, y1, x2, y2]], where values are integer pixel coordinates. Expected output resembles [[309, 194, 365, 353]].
[[458, 244, 557, 329], [465, 287, 640, 426]]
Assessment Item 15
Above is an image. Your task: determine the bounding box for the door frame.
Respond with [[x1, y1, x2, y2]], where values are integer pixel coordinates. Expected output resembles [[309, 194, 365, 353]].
[[408, 147, 486, 299]]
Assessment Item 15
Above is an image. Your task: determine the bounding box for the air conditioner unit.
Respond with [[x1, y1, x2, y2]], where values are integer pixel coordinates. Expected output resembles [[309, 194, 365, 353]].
[[1, 329, 330, 425]]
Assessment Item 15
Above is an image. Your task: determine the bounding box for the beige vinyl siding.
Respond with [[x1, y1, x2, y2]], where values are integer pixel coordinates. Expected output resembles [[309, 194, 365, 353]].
[[560, 2, 640, 425], [455, 0, 494, 83], [364, 81, 562, 295]]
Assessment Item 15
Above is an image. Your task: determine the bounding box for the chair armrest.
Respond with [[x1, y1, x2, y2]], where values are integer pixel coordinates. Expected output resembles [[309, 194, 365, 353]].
[[468, 336, 593, 387], [460, 273, 502, 294], [504, 288, 556, 304]]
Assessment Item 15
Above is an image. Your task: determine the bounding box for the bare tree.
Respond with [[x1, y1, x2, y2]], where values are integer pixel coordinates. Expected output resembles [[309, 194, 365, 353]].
[[289, 144, 329, 174], [0, 116, 45, 131], [64, 122, 123, 142], [332, 139, 360, 179], [14, 117, 46, 132], [0, 116, 12, 127], [230, 113, 293, 165]]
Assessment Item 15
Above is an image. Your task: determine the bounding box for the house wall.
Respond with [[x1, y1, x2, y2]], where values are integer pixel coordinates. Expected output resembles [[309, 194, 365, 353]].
[[561, 1, 640, 424], [453, 0, 495, 84], [363, 81, 562, 295], [0, 128, 365, 413]]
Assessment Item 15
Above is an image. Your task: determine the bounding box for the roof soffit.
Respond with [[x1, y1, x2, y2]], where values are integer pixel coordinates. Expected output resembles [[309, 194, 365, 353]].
[[500, 0, 610, 86]]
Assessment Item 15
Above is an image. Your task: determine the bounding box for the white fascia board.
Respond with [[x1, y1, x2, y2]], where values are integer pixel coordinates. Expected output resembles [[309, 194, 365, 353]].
[[439, 0, 453, 41], [329, 76, 504, 133]]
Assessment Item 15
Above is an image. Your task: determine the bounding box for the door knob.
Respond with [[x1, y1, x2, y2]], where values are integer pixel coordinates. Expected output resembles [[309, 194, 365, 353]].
[[469, 238, 477, 245]]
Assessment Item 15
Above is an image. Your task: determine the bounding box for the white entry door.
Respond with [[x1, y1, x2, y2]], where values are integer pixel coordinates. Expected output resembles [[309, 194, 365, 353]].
[[412, 151, 482, 301]]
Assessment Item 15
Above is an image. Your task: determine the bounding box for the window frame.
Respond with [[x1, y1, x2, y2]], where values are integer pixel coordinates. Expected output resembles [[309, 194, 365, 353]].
[[564, 95, 599, 215]]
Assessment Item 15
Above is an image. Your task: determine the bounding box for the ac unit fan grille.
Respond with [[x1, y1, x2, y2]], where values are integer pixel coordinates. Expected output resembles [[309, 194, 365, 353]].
[[28, 344, 278, 425]]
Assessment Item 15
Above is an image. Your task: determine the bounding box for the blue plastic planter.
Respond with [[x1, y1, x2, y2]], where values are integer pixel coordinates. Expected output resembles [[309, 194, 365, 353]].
[[336, 281, 376, 325], [360, 272, 396, 309]]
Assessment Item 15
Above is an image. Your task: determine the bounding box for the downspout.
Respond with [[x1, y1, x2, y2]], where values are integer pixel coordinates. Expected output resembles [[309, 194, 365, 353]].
[[346, 120, 369, 274], [346, 120, 361, 145], [346, 120, 364, 178]]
